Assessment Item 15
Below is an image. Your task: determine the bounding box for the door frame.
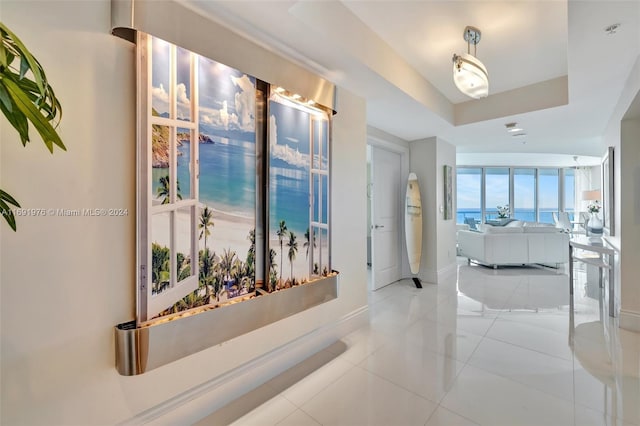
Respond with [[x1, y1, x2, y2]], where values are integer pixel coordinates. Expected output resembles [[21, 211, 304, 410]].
[[367, 134, 410, 290]]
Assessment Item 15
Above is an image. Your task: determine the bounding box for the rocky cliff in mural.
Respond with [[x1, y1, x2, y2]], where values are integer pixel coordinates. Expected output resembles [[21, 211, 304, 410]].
[[151, 108, 214, 168]]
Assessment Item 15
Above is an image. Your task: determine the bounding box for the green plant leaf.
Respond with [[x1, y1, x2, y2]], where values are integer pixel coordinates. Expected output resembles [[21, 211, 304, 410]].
[[3, 77, 65, 152], [0, 80, 13, 112], [0, 84, 29, 145], [8, 69, 61, 124], [0, 40, 7, 68], [0, 189, 20, 207], [19, 55, 29, 79], [0, 192, 20, 232], [0, 23, 44, 94]]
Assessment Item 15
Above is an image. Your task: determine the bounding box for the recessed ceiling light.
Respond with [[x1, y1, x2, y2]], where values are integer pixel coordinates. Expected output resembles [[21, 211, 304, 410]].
[[512, 132, 527, 137], [505, 122, 523, 133], [605, 23, 620, 35]]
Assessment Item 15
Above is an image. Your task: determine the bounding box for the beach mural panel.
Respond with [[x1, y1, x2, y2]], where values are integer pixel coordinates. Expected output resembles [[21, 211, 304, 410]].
[[268, 95, 330, 291], [140, 35, 332, 325], [146, 34, 257, 322]]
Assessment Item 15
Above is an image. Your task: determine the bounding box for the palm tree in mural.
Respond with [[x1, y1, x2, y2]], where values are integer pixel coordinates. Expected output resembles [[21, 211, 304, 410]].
[[246, 228, 255, 275], [176, 252, 191, 282], [303, 227, 316, 259], [198, 206, 214, 249], [151, 243, 170, 294], [218, 248, 238, 297], [157, 176, 183, 204], [268, 248, 278, 292], [232, 258, 244, 293], [199, 247, 215, 301], [276, 220, 288, 283], [287, 231, 298, 281]]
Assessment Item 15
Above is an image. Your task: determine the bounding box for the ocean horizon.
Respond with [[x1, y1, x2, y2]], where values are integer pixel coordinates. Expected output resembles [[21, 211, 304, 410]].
[[457, 208, 574, 225], [152, 136, 318, 239]]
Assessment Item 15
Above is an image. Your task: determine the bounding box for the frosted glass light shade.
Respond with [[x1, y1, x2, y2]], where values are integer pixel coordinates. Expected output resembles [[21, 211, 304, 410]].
[[453, 53, 489, 99]]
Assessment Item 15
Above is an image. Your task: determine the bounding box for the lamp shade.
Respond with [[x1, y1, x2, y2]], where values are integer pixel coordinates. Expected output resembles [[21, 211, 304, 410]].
[[582, 189, 601, 201], [453, 53, 489, 99]]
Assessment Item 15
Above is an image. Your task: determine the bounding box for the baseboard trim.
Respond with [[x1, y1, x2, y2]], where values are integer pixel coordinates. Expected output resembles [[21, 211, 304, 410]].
[[118, 305, 369, 425], [619, 309, 640, 333]]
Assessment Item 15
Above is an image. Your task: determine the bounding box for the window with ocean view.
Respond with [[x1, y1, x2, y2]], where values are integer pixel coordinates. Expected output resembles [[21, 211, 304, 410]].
[[456, 166, 576, 226], [484, 168, 509, 220], [538, 169, 559, 223], [456, 168, 482, 225], [514, 168, 536, 221], [564, 168, 575, 221]]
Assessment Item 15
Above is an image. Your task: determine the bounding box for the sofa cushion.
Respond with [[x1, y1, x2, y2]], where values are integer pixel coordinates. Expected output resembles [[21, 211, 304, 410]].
[[523, 221, 555, 228], [523, 226, 563, 234], [506, 220, 523, 227], [482, 224, 524, 234]]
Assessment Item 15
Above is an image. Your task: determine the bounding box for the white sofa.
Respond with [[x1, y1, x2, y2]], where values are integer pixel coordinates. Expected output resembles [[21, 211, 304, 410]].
[[457, 221, 569, 268]]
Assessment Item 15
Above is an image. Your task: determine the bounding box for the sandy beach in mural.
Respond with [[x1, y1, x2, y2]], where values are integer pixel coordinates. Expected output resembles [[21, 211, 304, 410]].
[[151, 205, 313, 281]]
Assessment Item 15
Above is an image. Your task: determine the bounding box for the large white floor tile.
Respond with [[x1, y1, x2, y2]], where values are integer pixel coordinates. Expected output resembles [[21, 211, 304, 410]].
[[573, 368, 640, 425], [401, 317, 484, 363], [467, 336, 575, 402], [426, 296, 499, 337], [486, 316, 574, 360], [266, 349, 355, 407], [325, 325, 392, 365], [301, 367, 437, 426], [228, 395, 298, 426], [424, 406, 480, 426], [275, 409, 321, 426], [440, 364, 577, 426], [573, 404, 638, 426], [359, 339, 464, 402]]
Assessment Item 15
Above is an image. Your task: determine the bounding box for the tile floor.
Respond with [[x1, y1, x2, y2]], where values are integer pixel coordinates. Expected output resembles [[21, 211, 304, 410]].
[[198, 260, 640, 426]]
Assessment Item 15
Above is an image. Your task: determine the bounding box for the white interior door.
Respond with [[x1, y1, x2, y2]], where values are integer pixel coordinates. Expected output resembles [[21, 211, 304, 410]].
[[371, 146, 402, 290]]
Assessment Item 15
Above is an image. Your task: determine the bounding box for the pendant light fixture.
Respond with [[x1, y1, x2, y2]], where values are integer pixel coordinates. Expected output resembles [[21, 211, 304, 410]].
[[452, 26, 489, 99]]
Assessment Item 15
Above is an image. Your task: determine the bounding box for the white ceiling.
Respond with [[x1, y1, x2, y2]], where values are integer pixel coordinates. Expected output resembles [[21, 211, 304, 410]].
[[184, 0, 640, 160]]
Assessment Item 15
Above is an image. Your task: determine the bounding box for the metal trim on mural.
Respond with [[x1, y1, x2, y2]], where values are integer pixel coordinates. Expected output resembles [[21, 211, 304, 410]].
[[115, 273, 338, 375]]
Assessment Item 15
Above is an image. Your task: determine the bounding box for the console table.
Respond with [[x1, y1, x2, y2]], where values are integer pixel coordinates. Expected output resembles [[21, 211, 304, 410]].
[[569, 236, 616, 317]]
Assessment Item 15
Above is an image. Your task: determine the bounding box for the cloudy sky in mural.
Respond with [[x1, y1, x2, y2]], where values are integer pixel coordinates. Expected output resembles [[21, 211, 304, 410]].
[[198, 57, 255, 133], [150, 36, 255, 134], [269, 99, 310, 169]]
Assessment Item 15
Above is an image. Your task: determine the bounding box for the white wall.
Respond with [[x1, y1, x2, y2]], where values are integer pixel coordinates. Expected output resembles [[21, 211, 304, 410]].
[[0, 1, 367, 424], [619, 100, 640, 331], [602, 54, 640, 331], [408, 137, 457, 283], [435, 139, 457, 273]]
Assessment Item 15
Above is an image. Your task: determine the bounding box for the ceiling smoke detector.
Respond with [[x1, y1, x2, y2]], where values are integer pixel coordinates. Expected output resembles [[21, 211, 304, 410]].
[[505, 122, 523, 133], [605, 23, 620, 35]]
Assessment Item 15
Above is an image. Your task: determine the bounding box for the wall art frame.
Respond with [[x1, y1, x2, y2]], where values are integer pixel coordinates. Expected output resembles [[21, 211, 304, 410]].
[[601, 146, 614, 236], [443, 165, 453, 220]]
